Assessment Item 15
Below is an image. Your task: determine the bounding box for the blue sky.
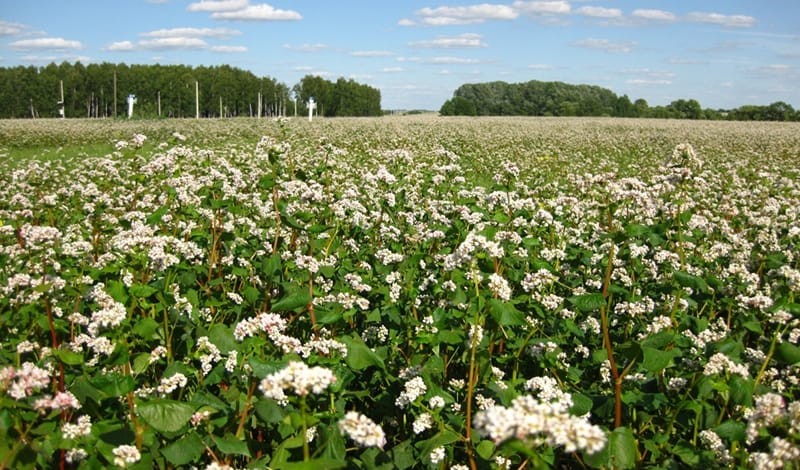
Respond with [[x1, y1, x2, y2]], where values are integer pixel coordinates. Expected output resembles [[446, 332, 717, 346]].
[[1, 1, 798, 110]]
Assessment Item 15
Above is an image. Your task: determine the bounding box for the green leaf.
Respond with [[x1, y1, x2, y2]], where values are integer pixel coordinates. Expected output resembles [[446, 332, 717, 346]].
[[146, 206, 169, 226], [133, 317, 159, 339], [208, 323, 237, 354], [132, 353, 151, 374], [488, 299, 526, 326], [53, 348, 84, 365], [414, 429, 460, 461], [642, 347, 680, 373], [609, 427, 637, 470], [271, 289, 311, 312], [130, 283, 159, 298], [254, 398, 285, 424], [713, 420, 746, 442], [569, 293, 606, 312], [161, 431, 204, 466], [673, 441, 700, 466], [276, 458, 346, 470], [776, 342, 800, 365], [137, 399, 195, 433], [90, 373, 135, 397], [341, 335, 385, 371], [476, 440, 495, 460], [672, 271, 709, 294], [570, 392, 594, 416], [190, 390, 229, 411], [214, 433, 251, 457], [391, 439, 415, 470]]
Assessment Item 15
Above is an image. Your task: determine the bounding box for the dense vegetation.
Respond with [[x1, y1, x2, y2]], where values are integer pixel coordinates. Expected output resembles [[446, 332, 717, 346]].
[[0, 62, 381, 119], [440, 80, 799, 121], [1, 116, 799, 469]]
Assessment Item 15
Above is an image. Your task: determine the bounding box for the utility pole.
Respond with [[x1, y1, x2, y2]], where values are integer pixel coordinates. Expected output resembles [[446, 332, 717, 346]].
[[59, 80, 65, 118], [113, 70, 117, 118]]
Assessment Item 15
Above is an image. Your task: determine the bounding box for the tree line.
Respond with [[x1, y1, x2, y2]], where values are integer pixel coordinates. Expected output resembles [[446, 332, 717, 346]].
[[292, 75, 382, 117], [0, 62, 381, 119], [440, 80, 799, 121]]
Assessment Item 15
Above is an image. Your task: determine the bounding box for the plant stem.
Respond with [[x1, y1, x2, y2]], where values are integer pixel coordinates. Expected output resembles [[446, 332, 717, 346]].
[[235, 379, 258, 439], [600, 244, 623, 428]]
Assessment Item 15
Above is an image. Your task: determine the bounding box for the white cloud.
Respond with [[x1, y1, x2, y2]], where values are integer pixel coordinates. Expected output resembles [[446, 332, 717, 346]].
[[105, 41, 136, 51], [350, 50, 394, 57], [283, 43, 328, 52], [631, 9, 676, 22], [10, 37, 82, 50], [0, 20, 26, 36], [687, 12, 755, 28], [211, 4, 302, 21], [414, 4, 518, 25], [382, 67, 405, 73], [576, 6, 621, 19], [398, 18, 416, 27], [528, 63, 553, 70], [141, 27, 241, 38], [349, 73, 373, 80], [209, 45, 247, 52], [666, 57, 706, 65], [139, 37, 208, 49], [427, 56, 481, 64], [573, 38, 635, 53], [513, 1, 571, 16], [626, 79, 672, 86], [438, 69, 451, 75], [294, 65, 313, 71], [187, 0, 248, 12], [624, 68, 675, 80], [410, 33, 486, 49]]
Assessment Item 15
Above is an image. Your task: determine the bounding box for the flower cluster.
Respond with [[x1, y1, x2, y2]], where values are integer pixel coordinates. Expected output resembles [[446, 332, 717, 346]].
[[259, 361, 336, 405]]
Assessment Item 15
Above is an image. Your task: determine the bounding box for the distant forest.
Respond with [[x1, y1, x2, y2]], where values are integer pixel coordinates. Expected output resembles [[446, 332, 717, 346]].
[[0, 62, 381, 119], [440, 80, 799, 121]]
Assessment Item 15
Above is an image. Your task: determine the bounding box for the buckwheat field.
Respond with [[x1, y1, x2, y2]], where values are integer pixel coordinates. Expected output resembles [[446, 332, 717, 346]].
[[1, 116, 799, 469]]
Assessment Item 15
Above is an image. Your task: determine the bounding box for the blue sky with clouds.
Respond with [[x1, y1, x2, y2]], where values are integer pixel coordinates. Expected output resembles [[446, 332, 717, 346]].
[[1, 1, 798, 110]]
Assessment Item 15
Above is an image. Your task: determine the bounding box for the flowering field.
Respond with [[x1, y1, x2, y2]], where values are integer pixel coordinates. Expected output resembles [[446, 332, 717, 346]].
[[1, 116, 799, 469]]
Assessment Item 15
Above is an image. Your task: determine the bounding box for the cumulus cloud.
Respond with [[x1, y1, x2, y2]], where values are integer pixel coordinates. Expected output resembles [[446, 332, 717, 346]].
[[528, 63, 553, 70], [141, 27, 241, 38], [0, 20, 27, 36], [283, 43, 328, 52], [211, 4, 302, 21], [410, 33, 487, 49], [139, 37, 208, 49], [687, 12, 755, 28], [631, 9, 676, 22], [427, 56, 481, 64], [412, 4, 518, 25], [187, 0, 249, 12], [350, 50, 394, 57], [513, 1, 571, 16], [382, 67, 405, 73], [626, 79, 672, 86], [10, 37, 82, 50], [576, 6, 622, 19], [105, 41, 136, 52], [209, 45, 247, 52], [573, 38, 636, 53]]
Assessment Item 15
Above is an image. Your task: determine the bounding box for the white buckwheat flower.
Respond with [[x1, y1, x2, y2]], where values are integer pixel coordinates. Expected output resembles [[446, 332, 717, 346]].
[[338, 411, 386, 448]]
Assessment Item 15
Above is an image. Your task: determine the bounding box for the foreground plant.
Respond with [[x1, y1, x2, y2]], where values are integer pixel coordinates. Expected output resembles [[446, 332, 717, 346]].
[[0, 117, 799, 469]]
